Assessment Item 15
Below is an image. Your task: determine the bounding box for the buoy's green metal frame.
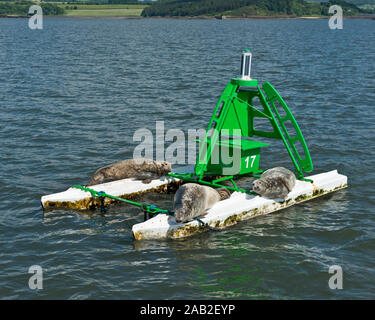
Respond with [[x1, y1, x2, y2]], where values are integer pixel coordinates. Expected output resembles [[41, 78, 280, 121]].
[[168, 76, 314, 192]]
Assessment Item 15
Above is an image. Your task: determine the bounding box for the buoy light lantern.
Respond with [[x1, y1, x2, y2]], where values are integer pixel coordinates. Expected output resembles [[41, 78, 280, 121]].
[[240, 49, 252, 80]]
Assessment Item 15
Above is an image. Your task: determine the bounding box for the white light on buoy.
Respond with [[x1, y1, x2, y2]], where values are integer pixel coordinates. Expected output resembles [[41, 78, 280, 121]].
[[239, 50, 252, 80]]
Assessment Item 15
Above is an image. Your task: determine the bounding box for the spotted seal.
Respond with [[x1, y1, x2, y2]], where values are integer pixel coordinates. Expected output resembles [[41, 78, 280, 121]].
[[87, 158, 172, 186], [173, 183, 231, 223], [252, 167, 296, 199]]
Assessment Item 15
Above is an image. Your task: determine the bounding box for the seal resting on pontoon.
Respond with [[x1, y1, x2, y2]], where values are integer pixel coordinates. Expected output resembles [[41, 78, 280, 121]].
[[252, 167, 296, 199], [87, 158, 172, 186], [173, 183, 231, 223]]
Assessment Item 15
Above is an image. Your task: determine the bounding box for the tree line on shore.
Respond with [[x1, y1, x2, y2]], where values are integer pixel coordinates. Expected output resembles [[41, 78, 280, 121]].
[[141, 0, 365, 17], [0, 1, 64, 16], [0, 0, 371, 17]]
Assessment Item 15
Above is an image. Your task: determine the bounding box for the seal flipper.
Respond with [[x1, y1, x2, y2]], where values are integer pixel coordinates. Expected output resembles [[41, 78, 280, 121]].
[[217, 187, 231, 200]]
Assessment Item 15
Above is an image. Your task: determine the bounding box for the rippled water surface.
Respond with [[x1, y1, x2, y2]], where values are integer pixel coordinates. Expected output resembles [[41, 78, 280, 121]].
[[0, 17, 374, 299]]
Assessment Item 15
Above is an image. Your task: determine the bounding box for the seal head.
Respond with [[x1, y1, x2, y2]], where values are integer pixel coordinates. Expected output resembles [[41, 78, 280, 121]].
[[252, 167, 296, 199], [252, 179, 267, 195]]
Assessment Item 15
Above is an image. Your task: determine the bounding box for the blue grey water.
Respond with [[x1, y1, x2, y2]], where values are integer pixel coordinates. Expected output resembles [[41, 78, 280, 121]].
[[0, 17, 374, 299]]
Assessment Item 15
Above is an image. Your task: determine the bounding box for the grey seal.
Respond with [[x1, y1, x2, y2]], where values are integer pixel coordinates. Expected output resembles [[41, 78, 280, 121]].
[[87, 158, 172, 186], [252, 167, 296, 199], [174, 183, 231, 223]]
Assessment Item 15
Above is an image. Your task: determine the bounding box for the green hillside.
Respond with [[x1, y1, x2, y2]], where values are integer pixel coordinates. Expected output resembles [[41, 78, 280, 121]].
[[141, 0, 364, 17], [308, 0, 375, 6]]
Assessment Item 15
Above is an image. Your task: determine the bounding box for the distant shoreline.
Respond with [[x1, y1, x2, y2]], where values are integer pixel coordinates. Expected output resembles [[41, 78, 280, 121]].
[[0, 14, 27, 18], [1, 14, 374, 20]]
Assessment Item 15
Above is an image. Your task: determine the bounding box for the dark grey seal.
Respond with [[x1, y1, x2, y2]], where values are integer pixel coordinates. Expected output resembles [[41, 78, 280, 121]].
[[87, 158, 172, 186], [174, 183, 231, 223], [252, 167, 296, 199]]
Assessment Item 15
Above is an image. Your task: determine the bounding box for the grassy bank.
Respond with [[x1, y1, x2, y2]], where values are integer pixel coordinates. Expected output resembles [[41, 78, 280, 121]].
[[55, 4, 147, 17]]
